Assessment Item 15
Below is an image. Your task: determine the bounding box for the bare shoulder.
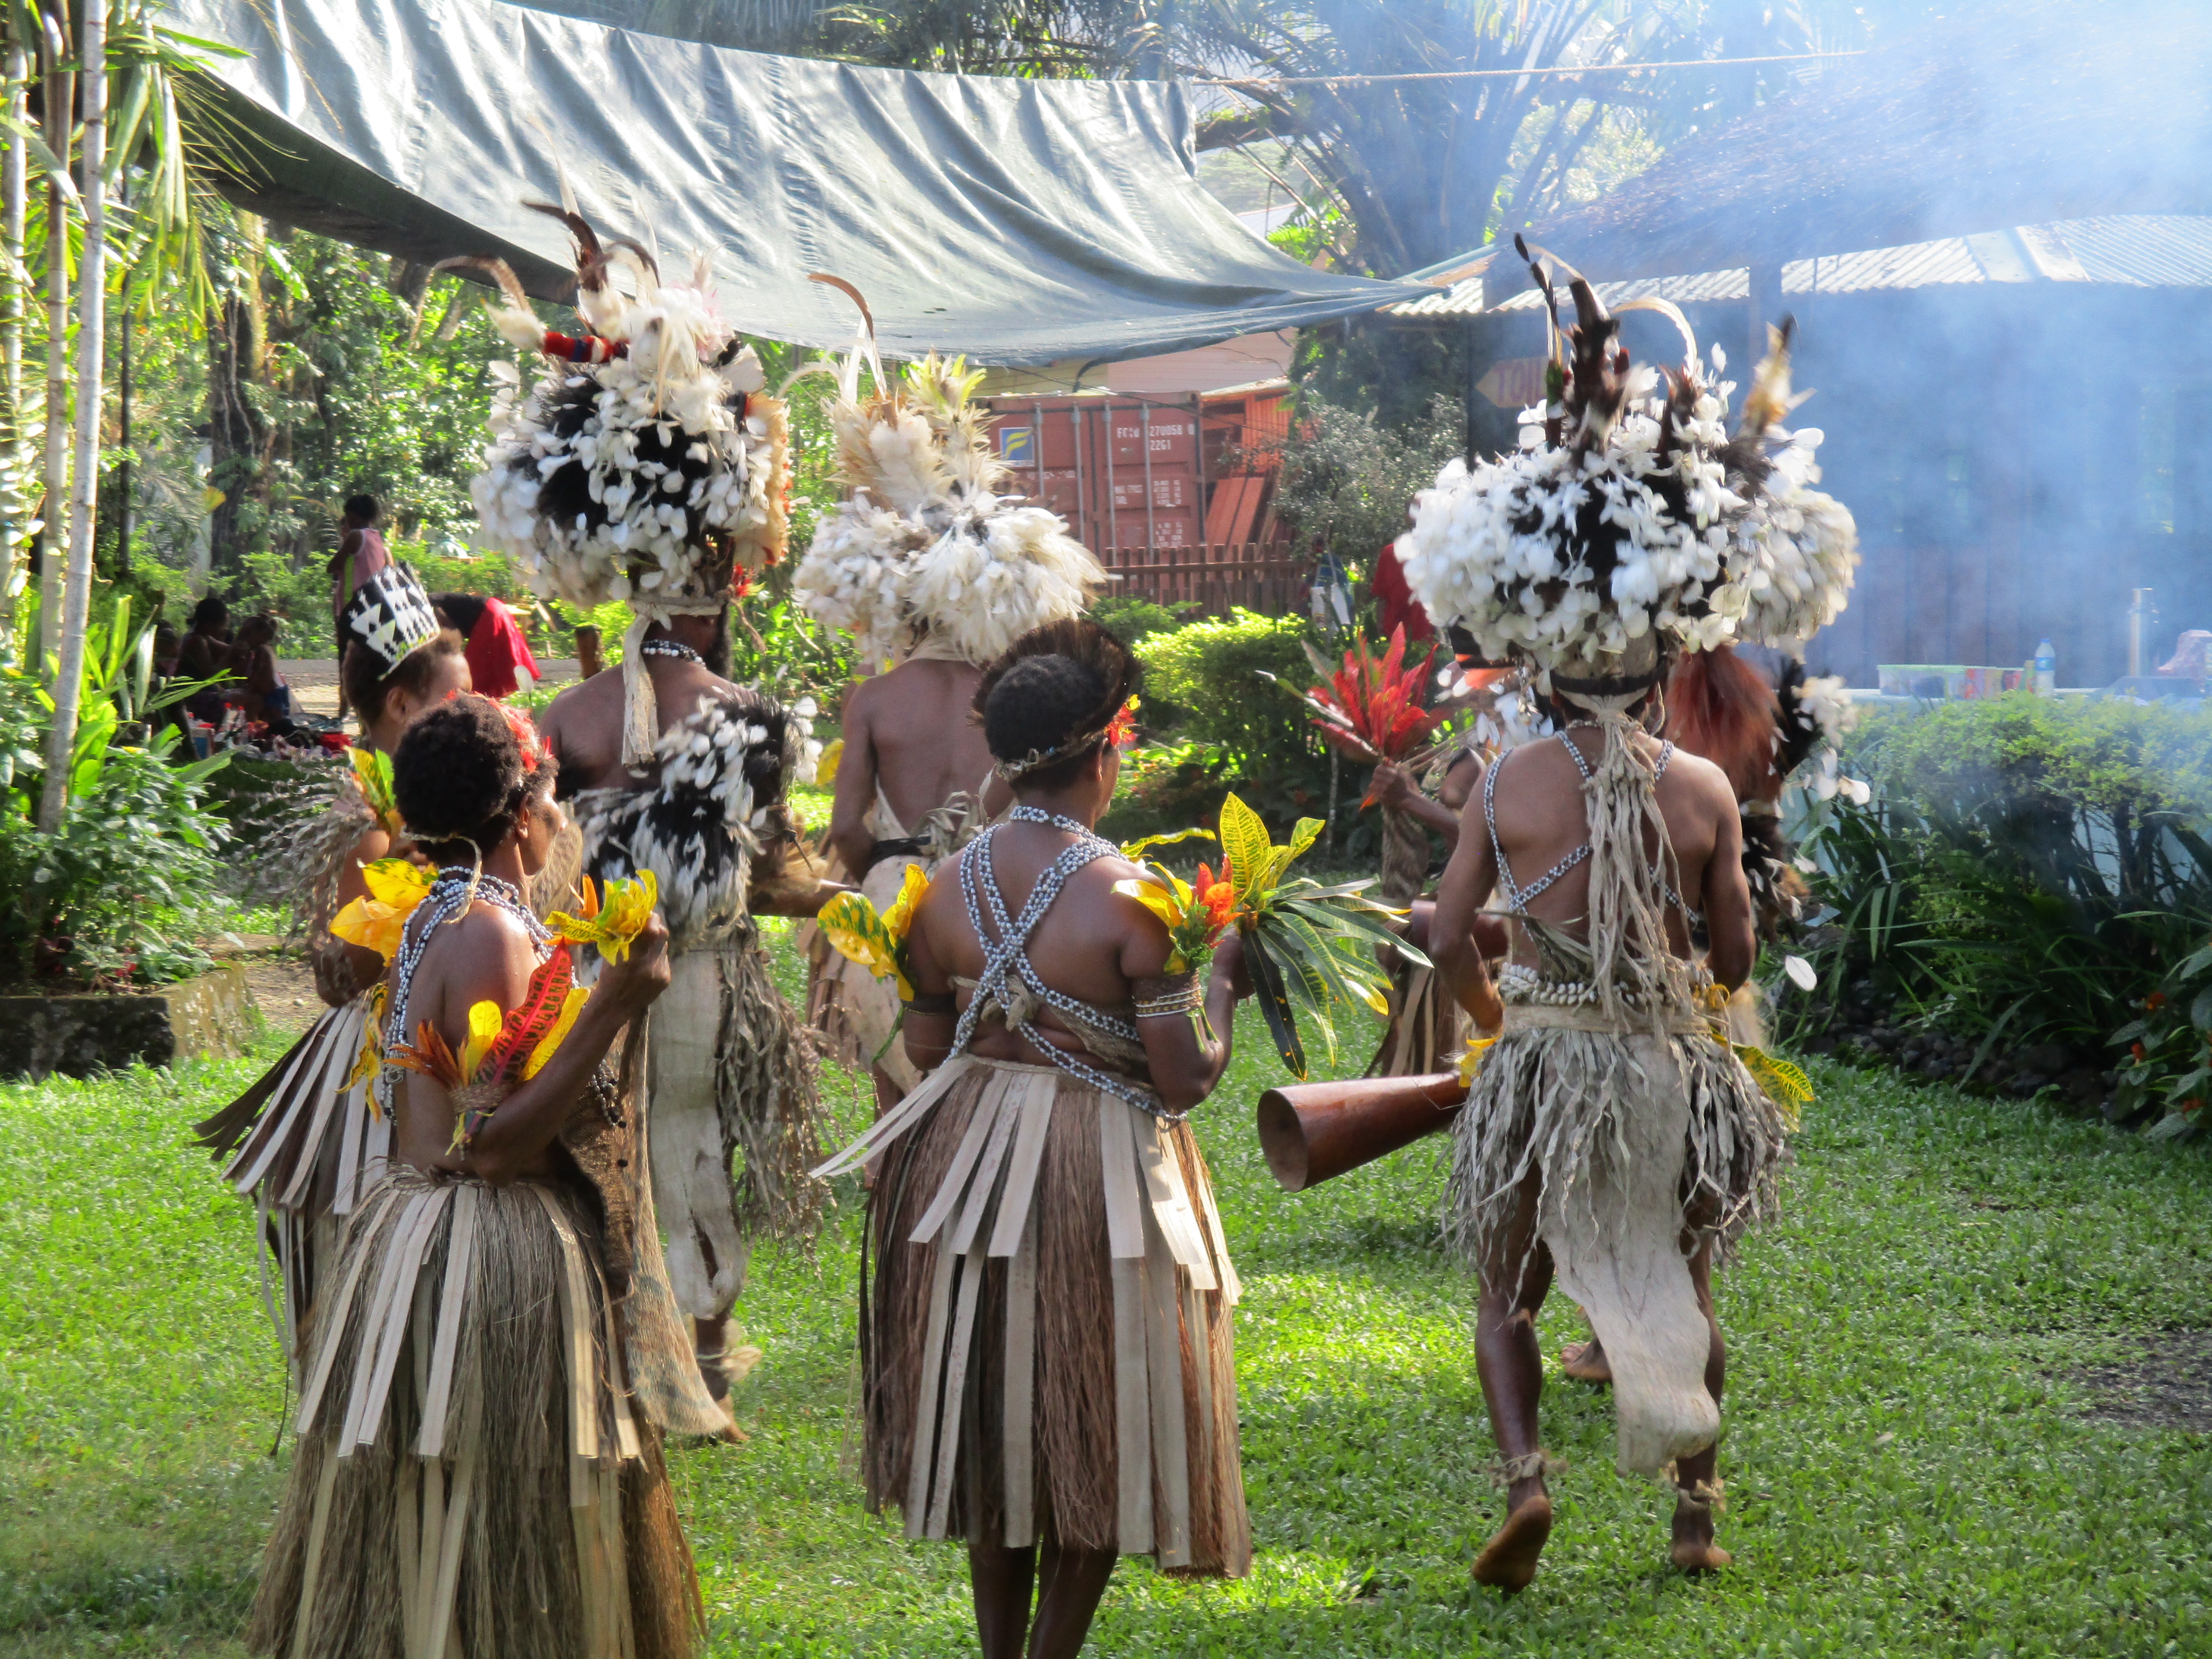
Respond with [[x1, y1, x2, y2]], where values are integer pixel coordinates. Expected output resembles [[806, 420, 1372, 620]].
[[1661, 743, 1737, 805]]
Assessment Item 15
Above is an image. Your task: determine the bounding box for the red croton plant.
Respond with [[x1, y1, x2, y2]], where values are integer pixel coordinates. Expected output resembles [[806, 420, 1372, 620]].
[[1296, 624, 1444, 769]]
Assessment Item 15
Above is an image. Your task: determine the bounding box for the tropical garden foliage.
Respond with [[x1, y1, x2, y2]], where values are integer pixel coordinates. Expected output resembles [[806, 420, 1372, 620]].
[[1778, 694, 2212, 1132]]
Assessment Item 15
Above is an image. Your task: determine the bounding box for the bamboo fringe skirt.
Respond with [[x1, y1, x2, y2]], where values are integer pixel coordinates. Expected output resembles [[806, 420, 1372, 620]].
[[247, 1168, 703, 1659], [1444, 1008, 1789, 1476], [195, 992, 385, 1379], [815, 1056, 1252, 1577]]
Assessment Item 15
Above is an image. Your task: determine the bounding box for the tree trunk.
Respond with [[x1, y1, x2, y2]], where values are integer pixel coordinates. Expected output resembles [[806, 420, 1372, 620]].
[[35, 4, 67, 674], [37, 0, 99, 833], [206, 215, 264, 578], [0, 39, 26, 653]]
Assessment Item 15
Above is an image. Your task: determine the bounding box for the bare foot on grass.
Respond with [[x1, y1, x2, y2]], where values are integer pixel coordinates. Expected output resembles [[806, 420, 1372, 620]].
[[1472, 1492, 1553, 1594], [1670, 1493, 1730, 1572], [1559, 1338, 1612, 1385]]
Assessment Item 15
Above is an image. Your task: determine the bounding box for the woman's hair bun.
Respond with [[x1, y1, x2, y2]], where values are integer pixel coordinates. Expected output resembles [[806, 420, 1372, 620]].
[[392, 692, 528, 852]]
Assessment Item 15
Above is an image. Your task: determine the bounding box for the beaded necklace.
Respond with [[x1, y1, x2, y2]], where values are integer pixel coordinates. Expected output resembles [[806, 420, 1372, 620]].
[[637, 638, 703, 666], [950, 812, 1175, 1118], [376, 867, 552, 1109]]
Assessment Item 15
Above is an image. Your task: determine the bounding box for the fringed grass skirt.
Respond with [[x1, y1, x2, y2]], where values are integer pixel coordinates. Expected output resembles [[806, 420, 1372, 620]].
[[1369, 959, 1464, 1078], [247, 1168, 702, 1659], [815, 1056, 1251, 1576], [195, 991, 384, 1379], [1446, 1004, 1789, 1476]]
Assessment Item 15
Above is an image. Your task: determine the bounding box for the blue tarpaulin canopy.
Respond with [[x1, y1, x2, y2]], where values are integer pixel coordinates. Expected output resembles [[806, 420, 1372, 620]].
[[160, 0, 1424, 363]]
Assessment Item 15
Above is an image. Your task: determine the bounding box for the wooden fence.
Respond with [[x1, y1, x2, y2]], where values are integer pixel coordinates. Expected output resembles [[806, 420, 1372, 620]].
[[1096, 543, 1309, 618]]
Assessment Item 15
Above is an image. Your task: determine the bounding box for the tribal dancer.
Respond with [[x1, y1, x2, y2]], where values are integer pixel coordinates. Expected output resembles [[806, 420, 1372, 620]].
[[794, 340, 1104, 1108], [247, 694, 724, 1659], [1402, 243, 1857, 1587], [196, 565, 470, 1374], [538, 589, 835, 1424], [457, 203, 835, 1423], [813, 622, 1254, 1658]]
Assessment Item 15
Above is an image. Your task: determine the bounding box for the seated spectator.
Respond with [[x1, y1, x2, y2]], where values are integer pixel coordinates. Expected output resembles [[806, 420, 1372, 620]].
[[178, 595, 234, 726], [225, 614, 295, 728]]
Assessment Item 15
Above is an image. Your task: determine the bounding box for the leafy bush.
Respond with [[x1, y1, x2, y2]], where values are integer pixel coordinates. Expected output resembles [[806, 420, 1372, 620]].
[[1786, 694, 2212, 1079], [0, 649, 232, 990], [1261, 392, 1464, 564], [1090, 595, 1199, 648], [1139, 608, 1316, 769], [1102, 608, 1365, 849]]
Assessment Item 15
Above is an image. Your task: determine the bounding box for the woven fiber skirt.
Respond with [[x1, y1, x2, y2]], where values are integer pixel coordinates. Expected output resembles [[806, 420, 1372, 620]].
[[194, 991, 384, 1378], [1445, 1002, 1789, 1477], [247, 1168, 702, 1659], [816, 1056, 1250, 1576]]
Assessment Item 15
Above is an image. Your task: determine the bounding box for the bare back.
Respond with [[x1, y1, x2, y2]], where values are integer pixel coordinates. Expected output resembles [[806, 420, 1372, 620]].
[[540, 654, 736, 795], [845, 659, 1000, 828], [1434, 727, 1755, 992]]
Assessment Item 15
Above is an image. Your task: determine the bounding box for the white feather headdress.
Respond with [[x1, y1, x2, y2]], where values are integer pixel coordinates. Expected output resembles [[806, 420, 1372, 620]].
[[447, 194, 793, 762], [792, 281, 1105, 669], [1399, 240, 1858, 680]]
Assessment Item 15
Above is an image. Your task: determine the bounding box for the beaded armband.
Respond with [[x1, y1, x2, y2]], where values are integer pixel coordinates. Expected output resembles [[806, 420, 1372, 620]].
[[1132, 974, 1204, 1019], [1132, 972, 1213, 1046]]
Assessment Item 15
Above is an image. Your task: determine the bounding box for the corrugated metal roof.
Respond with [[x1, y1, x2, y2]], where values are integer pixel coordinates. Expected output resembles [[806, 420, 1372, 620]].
[[1392, 215, 2212, 317]]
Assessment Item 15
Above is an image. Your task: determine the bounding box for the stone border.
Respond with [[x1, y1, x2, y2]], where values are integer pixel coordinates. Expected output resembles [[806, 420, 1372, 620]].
[[0, 964, 260, 1080]]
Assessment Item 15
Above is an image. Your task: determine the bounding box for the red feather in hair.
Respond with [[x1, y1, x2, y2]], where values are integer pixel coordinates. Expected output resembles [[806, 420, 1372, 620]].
[[1665, 645, 1781, 804]]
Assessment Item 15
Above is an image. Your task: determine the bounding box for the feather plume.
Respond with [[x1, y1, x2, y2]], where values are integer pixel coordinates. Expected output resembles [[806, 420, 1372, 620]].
[[1401, 241, 1857, 665], [792, 281, 1102, 667], [460, 183, 788, 607]]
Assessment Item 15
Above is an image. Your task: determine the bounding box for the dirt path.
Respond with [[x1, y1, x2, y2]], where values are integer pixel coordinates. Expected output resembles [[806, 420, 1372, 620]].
[[276, 658, 581, 720]]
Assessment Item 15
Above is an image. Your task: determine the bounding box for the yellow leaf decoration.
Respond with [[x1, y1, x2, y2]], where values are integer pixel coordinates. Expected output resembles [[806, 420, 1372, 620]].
[[329, 858, 437, 961], [349, 745, 401, 833], [523, 987, 591, 1080], [1119, 826, 1217, 862], [347, 981, 389, 1102], [883, 862, 928, 940], [548, 870, 660, 964], [819, 890, 914, 1000], [459, 999, 504, 1082], [1457, 1034, 1498, 1085], [1734, 1043, 1813, 1130], [817, 737, 845, 781], [1113, 873, 1189, 931]]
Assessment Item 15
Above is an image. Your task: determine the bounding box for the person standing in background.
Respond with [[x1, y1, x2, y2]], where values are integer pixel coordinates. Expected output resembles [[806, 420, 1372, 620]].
[[434, 590, 541, 700], [327, 494, 390, 719]]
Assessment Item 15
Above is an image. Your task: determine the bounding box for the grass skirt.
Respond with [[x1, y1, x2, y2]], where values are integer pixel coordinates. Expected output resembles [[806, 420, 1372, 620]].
[[195, 992, 383, 1381], [1445, 1003, 1789, 1476], [247, 1167, 702, 1659], [814, 1056, 1251, 1575]]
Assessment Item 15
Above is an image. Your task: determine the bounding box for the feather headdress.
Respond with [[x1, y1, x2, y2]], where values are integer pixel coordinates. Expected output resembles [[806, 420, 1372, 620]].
[[1399, 238, 1858, 684], [793, 280, 1105, 669], [447, 192, 793, 763]]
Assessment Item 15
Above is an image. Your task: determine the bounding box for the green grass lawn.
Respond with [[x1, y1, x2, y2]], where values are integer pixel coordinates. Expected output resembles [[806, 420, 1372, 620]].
[[4, 927, 2210, 1656]]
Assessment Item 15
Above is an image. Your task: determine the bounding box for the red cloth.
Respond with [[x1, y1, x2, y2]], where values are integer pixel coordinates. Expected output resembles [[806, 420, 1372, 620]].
[[464, 598, 540, 700], [1369, 541, 1433, 642]]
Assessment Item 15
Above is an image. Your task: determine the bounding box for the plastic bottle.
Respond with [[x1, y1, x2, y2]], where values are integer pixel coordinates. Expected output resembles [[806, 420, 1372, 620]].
[[2033, 639, 2057, 695]]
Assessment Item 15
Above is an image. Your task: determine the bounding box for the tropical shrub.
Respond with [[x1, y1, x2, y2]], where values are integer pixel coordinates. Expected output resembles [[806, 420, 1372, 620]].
[[1105, 608, 1346, 845], [0, 615, 233, 989], [1783, 694, 2212, 1102]]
